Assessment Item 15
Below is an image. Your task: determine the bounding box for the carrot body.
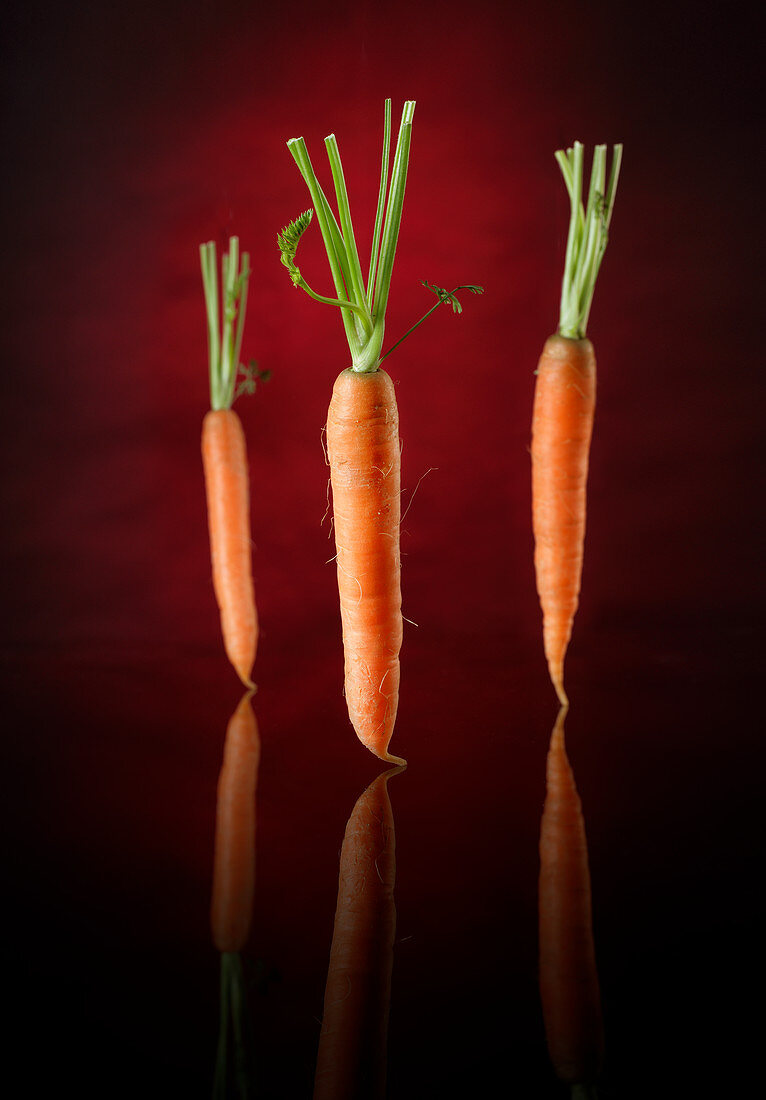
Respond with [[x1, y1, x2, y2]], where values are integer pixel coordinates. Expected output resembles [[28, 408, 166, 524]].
[[531, 334, 596, 703], [211, 690, 260, 954], [313, 766, 402, 1100], [539, 706, 604, 1085], [326, 368, 404, 764], [202, 409, 258, 688]]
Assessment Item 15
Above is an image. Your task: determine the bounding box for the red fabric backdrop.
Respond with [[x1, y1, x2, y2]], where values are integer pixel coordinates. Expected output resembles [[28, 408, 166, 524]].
[[2, 0, 762, 667]]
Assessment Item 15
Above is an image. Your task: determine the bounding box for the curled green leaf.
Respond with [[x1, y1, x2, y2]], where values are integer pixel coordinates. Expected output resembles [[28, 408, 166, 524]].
[[421, 279, 485, 314], [278, 209, 314, 286]]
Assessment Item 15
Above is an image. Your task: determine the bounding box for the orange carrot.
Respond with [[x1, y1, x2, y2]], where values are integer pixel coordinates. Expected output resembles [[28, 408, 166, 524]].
[[202, 410, 258, 690], [313, 765, 403, 1100], [200, 237, 264, 688], [326, 369, 404, 763], [280, 102, 480, 758], [279, 102, 414, 762], [210, 689, 260, 954], [539, 705, 604, 1087], [532, 334, 596, 705], [532, 142, 622, 704]]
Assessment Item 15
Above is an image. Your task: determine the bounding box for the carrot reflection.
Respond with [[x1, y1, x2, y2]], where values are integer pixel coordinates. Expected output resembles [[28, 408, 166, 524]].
[[211, 690, 260, 1099], [539, 705, 604, 1091], [313, 765, 405, 1100], [211, 690, 260, 954]]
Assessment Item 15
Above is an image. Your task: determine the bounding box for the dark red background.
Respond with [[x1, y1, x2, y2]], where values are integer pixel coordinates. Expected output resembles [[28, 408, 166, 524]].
[[1, 1, 763, 1096]]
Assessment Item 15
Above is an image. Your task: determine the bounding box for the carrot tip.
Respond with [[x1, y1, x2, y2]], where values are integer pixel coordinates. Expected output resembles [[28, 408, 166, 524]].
[[552, 677, 569, 707], [382, 752, 407, 767]]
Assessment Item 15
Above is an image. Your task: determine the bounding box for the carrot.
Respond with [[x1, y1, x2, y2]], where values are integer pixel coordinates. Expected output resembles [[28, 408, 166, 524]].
[[210, 689, 260, 954], [539, 705, 604, 1089], [531, 142, 622, 704], [313, 765, 404, 1100], [279, 100, 481, 760], [200, 237, 266, 688], [326, 369, 404, 761]]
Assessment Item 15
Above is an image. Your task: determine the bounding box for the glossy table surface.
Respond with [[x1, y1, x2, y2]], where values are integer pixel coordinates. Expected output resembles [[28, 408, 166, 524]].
[[2, 616, 759, 1098]]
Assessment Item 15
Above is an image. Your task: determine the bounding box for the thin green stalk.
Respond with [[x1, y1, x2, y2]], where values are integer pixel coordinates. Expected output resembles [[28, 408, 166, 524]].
[[281, 100, 416, 373], [287, 138, 363, 358], [199, 237, 252, 410], [380, 282, 484, 363], [220, 238, 238, 403], [372, 100, 415, 324], [232, 261, 250, 380], [367, 98, 392, 309], [201, 242, 219, 394], [325, 133, 370, 327], [556, 141, 622, 339]]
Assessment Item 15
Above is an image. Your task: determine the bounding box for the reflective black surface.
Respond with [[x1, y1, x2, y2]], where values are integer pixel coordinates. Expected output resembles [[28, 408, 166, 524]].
[[2, 622, 759, 1097]]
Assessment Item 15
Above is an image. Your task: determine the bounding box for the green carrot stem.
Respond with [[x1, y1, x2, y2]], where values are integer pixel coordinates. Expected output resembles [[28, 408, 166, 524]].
[[200, 237, 252, 410], [380, 282, 484, 363], [281, 99, 415, 373], [367, 98, 392, 308], [372, 100, 415, 325], [556, 141, 622, 340], [299, 277, 372, 322], [286, 138, 364, 358], [325, 133, 369, 318]]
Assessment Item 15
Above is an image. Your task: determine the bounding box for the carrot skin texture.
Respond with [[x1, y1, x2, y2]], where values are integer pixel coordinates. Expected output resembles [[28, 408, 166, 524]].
[[202, 409, 258, 688], [313, 766, 402, 1100], [531, 334, 596, 703], [539, 707, 604, 1085], [210, 691, 260, 954], [326, 368, 404, 763]]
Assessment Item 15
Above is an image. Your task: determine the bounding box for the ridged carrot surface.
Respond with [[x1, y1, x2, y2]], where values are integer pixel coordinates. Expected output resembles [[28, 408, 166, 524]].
[[531, 334, 596, 704], [539, 706, 604, 1085], [210, 690, 260, 954], [313, 766, 402, 1100], [326, 368, 404, 764], [202, 409, 258, 689]]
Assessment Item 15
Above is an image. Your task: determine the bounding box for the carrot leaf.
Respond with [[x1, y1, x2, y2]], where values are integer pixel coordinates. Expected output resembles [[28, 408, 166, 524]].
[[277, 209, 372, 328], [234, 360, 271, 401], [379, 281, 484, 363], [556, 141, 622, 339], [277, 209, 314, 286]]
